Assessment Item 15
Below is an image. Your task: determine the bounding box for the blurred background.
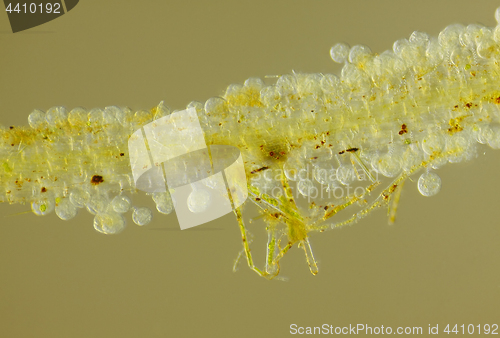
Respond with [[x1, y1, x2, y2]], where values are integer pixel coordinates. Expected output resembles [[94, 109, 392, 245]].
[[1, 1, 499, 337]]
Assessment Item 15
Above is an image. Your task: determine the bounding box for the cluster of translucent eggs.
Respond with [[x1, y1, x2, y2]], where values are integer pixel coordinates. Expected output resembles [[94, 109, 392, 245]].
[[4, 8, 500, 232]]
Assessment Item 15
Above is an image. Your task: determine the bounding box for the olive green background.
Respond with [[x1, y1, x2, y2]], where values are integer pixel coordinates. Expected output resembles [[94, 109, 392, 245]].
[[1, 1, 499, 337]]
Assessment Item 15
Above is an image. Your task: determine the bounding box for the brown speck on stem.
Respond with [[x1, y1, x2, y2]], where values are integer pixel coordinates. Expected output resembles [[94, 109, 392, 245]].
[[250, 167, 269, 174], [398, 124, 408, 135], [91, 175, 104, 185]]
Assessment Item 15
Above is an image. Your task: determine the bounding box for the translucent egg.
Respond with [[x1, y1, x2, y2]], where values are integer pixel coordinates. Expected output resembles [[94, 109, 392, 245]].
[[313, 161, 336, 185], [445, 135, 470, 163], [152, 192, 173, 215], [31, 199, 55, 216], [204, 97, 228, 116], [320, 74, 342, 95], [375, 154, 402, 178], [94, 212, 126, 234], [28, 109, 47, 129], [69, 188, 90, 208], [276, 74, 298, 95], [393, 38, 410, 56], [115, 107, 133, 127], [224, 84, 244, 99], [187, 189, 211, 213], [259, 86, 280, 107], [330, 43, 350, 63], [55, 197, 78, 220], [438, 24, 465, 51], [88, 108, 104, 127], [348, 44, 371, 64], [336, 165, 354, 186], [133, 110, 153, 126], [132, 207, 153, 226], [298, 179, 315, 197], [186, 101, 203, 114], [409, 31, 430, 47], [283, 156, 305, 181], [418, 172, 442, 197], [111, 195, 131, 214], [68, 107, 88, 126], [102, 106, 120, 128], [154, 101, 171, 119], [45, 106, 67, 127], [244, 77, 264, 90], [401, 148, 422, 173], [422, 134, 445, 155], [85, 194, 109, 215]]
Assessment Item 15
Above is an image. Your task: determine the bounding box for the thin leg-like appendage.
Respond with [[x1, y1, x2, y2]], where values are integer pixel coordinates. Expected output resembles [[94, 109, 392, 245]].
[[233, 231, 254, 272], [388, 179, 405, 225], [234, 207, 266, 277], [265, 227, 280, 276], [300, 238, 318, 275]]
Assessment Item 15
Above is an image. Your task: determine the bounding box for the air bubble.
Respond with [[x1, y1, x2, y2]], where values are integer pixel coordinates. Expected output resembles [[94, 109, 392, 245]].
[[418, 172, 442, 197], [132, 207, 153, 226]]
